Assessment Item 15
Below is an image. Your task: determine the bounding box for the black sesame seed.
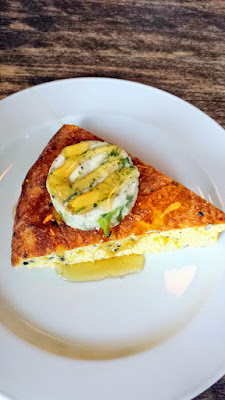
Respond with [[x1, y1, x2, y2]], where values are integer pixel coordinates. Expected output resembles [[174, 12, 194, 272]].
[[93, 203, 97, 208], [107, 231, 112, 238], [13, 232, 16, 237], [49, 202, 53, 207], [23, 261, 29, 265], [117, 244, 121, 248], [198, 211, 204, 217], [39, 156, 43, 159], [51, 220, 58, 226], [114, 248, 119, 252], [24, 252, 27, 258], [151, 189, 154, 192], [52, 195, 55, 199], [49, 257, 53, 260], [60, 257, 65, 261]]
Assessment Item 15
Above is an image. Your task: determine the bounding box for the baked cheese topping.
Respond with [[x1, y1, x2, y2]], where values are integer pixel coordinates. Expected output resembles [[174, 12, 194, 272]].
[[46, 141, 139, 233]]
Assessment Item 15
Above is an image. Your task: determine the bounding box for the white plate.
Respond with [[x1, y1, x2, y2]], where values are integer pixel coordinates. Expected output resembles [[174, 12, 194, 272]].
[[0, 78, 225, 400]]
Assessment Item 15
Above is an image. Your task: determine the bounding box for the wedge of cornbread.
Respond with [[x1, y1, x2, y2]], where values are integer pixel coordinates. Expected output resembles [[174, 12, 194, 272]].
[[11, 125, 225, 269]]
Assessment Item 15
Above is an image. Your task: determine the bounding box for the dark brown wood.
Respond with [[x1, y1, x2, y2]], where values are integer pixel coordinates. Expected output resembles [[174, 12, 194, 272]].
[[1, 0, 225, 128], [0, 0, 225, 398]]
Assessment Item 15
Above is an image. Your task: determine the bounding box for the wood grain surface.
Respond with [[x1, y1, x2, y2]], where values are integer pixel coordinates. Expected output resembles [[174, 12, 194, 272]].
[[0, 1, 225, 399]]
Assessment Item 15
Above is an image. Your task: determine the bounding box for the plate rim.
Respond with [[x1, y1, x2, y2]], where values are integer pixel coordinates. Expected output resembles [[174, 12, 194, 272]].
[[1, 76, 224, 135]]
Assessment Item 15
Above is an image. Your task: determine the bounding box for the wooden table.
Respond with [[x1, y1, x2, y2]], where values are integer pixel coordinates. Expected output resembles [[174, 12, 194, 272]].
[[1, 1, 225, 398]]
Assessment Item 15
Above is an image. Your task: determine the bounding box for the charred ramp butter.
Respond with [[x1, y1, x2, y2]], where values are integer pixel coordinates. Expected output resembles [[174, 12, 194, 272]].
[[46, 141, 139, 235]]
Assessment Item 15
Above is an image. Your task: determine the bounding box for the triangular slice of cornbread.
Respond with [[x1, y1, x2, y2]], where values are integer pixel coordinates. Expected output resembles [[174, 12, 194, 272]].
[[11, 125, 225, 268]]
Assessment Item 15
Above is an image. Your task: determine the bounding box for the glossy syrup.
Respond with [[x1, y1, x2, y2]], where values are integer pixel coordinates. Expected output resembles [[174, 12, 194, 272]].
[[56, 254, 145, 282]]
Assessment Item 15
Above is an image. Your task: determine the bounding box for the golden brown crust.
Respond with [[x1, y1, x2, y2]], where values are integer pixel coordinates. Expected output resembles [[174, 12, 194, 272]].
[[11, 125, 225, 266]]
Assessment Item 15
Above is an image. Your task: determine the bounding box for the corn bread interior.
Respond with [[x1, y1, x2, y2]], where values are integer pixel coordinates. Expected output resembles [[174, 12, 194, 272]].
[[15, 225, 225, 269]]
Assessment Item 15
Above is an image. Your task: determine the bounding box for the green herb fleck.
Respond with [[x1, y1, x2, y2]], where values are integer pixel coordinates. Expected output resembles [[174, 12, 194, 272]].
[[81, 150, 88, 155], [101, 196, 108, 202], [75, 207, 85, 213], [98, 206, 123, 236], [126, 195, 133, 207], [64, 191, 79, 203], [120, 157, 130, 167], [110, 149, 119, 157], [93, 203, 97, 207], [100, 159, 107, 166], [58, 211, 64, 221], [78, 171, 82, 175], [117, 206, 124, 222]]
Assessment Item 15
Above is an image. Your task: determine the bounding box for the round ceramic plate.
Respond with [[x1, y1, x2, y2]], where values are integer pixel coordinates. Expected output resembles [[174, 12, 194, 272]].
[[0, 78, 225, 400]]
